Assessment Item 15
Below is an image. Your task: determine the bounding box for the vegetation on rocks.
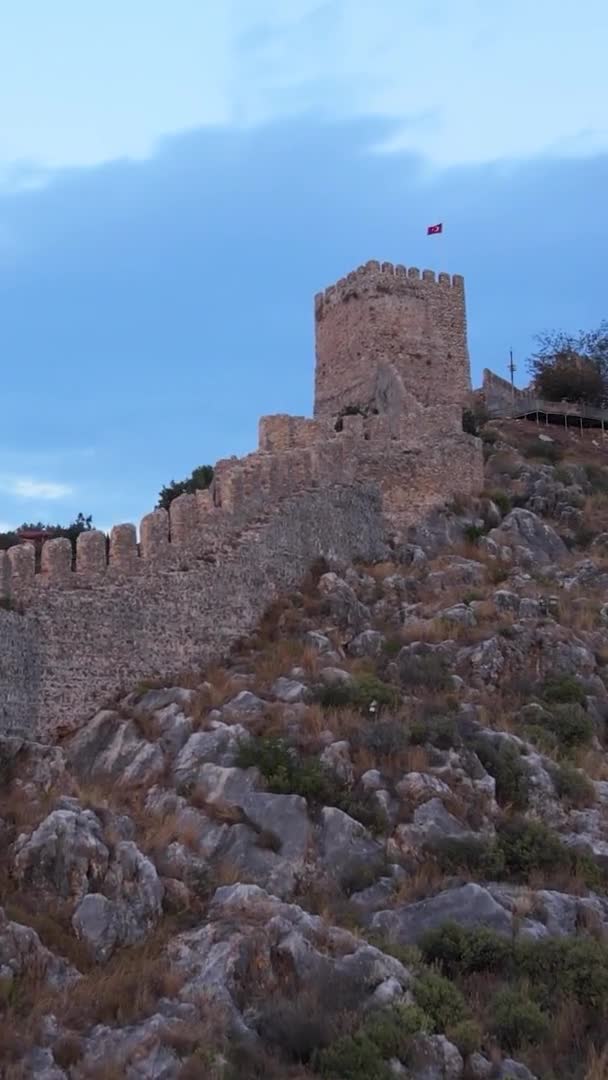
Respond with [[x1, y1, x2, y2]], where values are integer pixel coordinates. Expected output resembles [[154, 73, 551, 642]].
[[4, 418, 608, 1078]]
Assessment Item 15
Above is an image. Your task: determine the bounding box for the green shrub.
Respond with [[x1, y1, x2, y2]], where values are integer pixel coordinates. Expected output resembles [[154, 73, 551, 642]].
[[474, 740, 530, 810], [317, 1032, 390, 1080], [432, 837, 505, 880], [420, 924, 608, 1040], [353, 674, 401, 711], [551, 762, 595, 807], [464, 523, 486, 543], [517, 936, 608, 1016], [487, 489, 512, 516], [420, 922, 513, 981], [399, 653, 450, 691], [548, 704, 594, 749], [584, 464, 608, 493], [236, 735, 383, 832], [316, 684, 355, 709], [236, 736, 327, 800], [447, 1018, 482, 1057], [363, 1003, 431, 1058], [481, 429, 498, 446], [316, 1003, 429, 1080], [491, 987, 549, 1049], [356, 718, 409, 758], [496, 818, 602, 888], [521, 722, 559, 754], [463, 589, 484, 604], [524, 439, 563, 464], [383, 636, 403, 658], [414, 971, 468, 1031], [316, 675, 400, 713], [409, 714, 459, 751], [542, 675, 586, 706]]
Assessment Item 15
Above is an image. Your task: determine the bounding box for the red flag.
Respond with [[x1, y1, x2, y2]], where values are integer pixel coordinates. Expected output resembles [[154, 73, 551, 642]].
[[427, 223, 443, 235]]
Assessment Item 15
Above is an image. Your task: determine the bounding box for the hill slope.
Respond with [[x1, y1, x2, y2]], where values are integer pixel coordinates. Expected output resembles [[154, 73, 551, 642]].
[[2, 419, 608, 1079]]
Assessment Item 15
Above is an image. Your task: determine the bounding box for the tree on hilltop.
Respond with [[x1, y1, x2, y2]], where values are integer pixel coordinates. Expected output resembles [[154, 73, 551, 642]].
[[157, 465, 214, 511], [0, 513, 93, 551], [528, 322, 608, 407]]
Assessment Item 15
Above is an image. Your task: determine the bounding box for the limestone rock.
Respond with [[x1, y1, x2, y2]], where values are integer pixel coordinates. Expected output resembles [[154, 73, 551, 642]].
[[408, 1034, 464, 1080], [173, 723, 249, 788], [13, 807, 110, 899], [318, 572, 371, 632], [319, 806, 385, 891], [271, 676, 309, 703], [72, 841, 163, 961], [372, 883, 513, 943], [0, 906, 79, 990]]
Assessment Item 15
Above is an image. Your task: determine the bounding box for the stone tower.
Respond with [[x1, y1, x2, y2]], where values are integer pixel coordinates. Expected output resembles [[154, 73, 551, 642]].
[[313, 260, 471, 424]]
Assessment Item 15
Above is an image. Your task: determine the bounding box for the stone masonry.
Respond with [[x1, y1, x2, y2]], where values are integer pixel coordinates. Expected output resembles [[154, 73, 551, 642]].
[[0, 260, 482, 739]]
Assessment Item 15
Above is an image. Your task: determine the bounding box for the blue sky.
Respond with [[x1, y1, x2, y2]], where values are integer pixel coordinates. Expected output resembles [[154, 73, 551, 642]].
[[1, 0, 607, 532]]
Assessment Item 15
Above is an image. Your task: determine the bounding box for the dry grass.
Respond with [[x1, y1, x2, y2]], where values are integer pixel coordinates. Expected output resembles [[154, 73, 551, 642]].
[[391, 861, 448, 905], [252, 639, 312, 689], [576, 748, 608, 782], [360, 560, 399, 582], [586, 1045, 608, 1080], [140, 808, 203, 855], [582, 492, 608, 537], [54, 925, 186, 1031], [557, 587, 601, 632]]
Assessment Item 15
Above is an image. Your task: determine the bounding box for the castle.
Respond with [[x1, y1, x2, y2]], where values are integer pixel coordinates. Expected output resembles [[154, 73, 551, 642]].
[[0, 260, 483, 739]]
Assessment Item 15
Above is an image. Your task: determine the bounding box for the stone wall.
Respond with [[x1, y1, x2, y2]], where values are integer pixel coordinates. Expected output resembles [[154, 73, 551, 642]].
[[481, 368, 529, 413], [0, 257, 484, 741], [314, 260, 470, 423], [0, 486, 387, 739]]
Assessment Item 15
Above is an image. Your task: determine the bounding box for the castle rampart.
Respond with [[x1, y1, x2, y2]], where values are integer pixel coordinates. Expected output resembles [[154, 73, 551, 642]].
[[0, 258, 483, 739]]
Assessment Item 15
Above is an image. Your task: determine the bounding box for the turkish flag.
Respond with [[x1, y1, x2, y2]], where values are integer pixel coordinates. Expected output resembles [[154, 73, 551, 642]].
[[427, 223, 443, 235]]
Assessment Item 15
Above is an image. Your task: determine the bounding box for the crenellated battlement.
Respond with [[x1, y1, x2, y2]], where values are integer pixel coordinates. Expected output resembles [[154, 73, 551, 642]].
[[314, 256, 471, 421], [0, 257, 483, 740], [314, 259, 464, 318]]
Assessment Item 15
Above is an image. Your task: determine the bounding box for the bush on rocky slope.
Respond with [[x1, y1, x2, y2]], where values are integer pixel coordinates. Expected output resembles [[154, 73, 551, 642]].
[[3, 420, 608, 1078]]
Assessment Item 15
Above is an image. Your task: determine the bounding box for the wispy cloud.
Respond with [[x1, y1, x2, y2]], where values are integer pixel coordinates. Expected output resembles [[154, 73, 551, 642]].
[[0, 1, 606, 175], [0, 475, 73, 499]]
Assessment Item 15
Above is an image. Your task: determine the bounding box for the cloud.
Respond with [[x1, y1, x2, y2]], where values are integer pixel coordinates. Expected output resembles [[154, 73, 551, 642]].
[[0, 0, 607, 174], [0, 521, 14, 533], [0, 476, 73, 500]]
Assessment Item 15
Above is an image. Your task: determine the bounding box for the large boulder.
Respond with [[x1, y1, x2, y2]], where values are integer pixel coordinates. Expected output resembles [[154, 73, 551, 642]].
[[372, 883, 514, 943], [318, 573, 371, 632], [488, 508, 567, 566], [0, 906, 79, 990], [13, 807, 110, 899], [319, 807, 385, 891], [72, 841, 163, 961], [65, 711, 165, 787], [173, 723, 250, 789]]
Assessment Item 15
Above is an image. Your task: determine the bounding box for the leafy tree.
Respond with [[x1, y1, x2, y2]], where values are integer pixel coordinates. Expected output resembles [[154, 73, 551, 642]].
[[0, 513, 92, 551], [527, 321, 608, 406], [157, 464, 214, 511]]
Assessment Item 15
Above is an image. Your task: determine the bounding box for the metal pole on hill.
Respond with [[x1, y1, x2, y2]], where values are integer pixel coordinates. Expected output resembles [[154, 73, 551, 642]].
[[508, 349, 516, 404]]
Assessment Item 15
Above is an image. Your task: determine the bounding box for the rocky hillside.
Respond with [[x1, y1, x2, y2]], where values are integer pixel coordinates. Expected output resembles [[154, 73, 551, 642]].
[[2, 419, 608, 1080]]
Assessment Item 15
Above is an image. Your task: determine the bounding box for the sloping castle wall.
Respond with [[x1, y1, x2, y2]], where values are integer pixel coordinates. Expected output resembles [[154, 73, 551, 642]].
[[0, 259, 482, 739]]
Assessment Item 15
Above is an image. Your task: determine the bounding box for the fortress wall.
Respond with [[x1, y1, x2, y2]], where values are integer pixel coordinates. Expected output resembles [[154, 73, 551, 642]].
[[482, 368, 529, 412], [0, 611, 41, 736], [0, 258, 484, 741], [258, 415, 329, 452], [0, 485, 387, 739]]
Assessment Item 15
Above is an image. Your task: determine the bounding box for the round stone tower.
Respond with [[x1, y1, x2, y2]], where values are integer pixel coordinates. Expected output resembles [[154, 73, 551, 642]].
[[313, 259, 471, 424]]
